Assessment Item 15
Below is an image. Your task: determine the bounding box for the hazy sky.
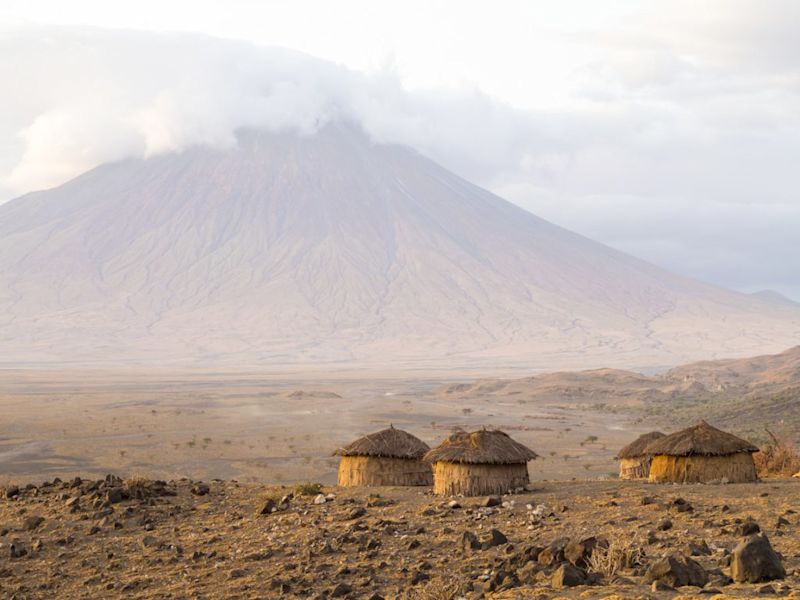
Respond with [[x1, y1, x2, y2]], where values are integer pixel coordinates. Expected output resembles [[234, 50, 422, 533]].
[[2, 1, 799, 299]]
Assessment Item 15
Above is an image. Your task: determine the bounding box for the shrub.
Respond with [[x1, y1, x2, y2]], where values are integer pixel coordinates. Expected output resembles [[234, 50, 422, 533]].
[[754, 430, 800, 477]]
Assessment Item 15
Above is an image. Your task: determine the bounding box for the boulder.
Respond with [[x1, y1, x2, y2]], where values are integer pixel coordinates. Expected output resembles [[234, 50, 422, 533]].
[[565, 536, 600, 567], [645, 553, 708, 588], [551, 563, 586, 589], [730, 534, 785, 583]]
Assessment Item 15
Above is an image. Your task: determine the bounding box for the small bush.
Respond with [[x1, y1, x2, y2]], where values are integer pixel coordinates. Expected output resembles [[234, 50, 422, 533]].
[[754, 431, 800, 477], [587, 535, 644, 577], [294, 482, 323, 496]]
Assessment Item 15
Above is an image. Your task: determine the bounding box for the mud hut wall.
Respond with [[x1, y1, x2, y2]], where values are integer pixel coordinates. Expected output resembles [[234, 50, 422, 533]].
[[431, 461, 529, 496], [337, 455, 432, 487], [648, 452, 757, 484]]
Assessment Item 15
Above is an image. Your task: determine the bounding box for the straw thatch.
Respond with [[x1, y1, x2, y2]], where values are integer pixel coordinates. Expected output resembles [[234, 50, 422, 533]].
[[424, 429, 538, 496], [644, 421, 758, 457], [617, 431, 665, 480], [645, 421, 758, 483], [335, 427, 432, 487]]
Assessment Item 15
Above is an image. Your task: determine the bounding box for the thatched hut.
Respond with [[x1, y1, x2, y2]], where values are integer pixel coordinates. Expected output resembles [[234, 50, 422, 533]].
[[335, 426, 432, 487], [616, 431, 665, 480], [424, 429, 538, 496], [645, 421, 758, 484]]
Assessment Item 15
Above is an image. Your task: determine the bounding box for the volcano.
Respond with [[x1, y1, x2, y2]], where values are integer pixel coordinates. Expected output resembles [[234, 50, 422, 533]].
[[1, 125, 798, 370]]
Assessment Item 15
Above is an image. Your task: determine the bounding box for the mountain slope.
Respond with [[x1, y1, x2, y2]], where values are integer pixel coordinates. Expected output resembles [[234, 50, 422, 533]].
[[1, 125, 798, 369]]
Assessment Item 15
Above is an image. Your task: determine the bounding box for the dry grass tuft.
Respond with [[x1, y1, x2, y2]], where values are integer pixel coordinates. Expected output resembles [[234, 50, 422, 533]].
[[294, 482, 323, 496], [754, 430, 800, 477], [405, 577, 465, 600], [587, 534, 645, 577]]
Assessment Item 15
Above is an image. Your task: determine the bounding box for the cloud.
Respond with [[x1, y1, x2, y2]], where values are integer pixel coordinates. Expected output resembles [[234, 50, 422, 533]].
[[1, 13, 799, 300]]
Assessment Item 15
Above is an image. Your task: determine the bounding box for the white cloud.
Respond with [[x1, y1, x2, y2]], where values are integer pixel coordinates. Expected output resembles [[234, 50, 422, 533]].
[[1, 8, 799, 300]]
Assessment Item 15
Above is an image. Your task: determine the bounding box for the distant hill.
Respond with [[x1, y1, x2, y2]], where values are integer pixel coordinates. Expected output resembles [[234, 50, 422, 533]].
[[749, 289, 800, 307], [1, 124, 799, 370], [437, 346, 800, 441]]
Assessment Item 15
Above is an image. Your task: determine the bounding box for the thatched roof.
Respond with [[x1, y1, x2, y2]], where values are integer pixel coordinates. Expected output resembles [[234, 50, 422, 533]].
[[423, 429, 538, 465], [616, 431, 666, 459], [334, 426, 430, 459], [644, 421, 758, 457]]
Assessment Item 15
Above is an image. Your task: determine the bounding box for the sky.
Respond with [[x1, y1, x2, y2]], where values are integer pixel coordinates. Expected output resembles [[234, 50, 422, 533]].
[[1, 0, 799, 300]]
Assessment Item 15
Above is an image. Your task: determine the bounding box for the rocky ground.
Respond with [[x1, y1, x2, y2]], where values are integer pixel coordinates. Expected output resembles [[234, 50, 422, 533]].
[[1, 477, 800, 599]]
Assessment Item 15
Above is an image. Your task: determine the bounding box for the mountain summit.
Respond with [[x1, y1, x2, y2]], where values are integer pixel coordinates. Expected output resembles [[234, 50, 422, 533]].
[[1, 125, 798, 369]]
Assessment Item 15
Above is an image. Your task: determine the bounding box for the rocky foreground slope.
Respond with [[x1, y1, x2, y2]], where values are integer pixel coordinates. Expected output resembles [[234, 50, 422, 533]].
[[1, 476, 799, 599]]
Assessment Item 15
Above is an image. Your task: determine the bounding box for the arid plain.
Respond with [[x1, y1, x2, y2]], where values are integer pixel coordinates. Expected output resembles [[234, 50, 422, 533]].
[[0, 368, 647, 486]]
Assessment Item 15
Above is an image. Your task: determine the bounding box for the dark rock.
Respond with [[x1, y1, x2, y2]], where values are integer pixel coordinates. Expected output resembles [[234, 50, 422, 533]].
[[9, 542, 27, 558], [3, 486, 19, 499], [191, 483, 210, 496], [565, 536, 599, 568], [685, 540, 711, 556], [538, 537, 569, 566], [483, 496, 501, 507], [258, 498, 276, 515], [640, 496, 656, 505], [22, 515, 44, 531], [410, 571, 430, 585], [652, 580, 673, 591], [105, 488, 124, 504], [483, 529, 508, 548], [331, 582, 352, 597], [657, 518, 673, 531], [738, 520, 761, 536], [346, 507, 366, 520], [758, 584, 777, 594], [461, 531, 481, 552], [731, 533, 786, 583], [551, 563, 586, 589], [645, 553, 708, 588]]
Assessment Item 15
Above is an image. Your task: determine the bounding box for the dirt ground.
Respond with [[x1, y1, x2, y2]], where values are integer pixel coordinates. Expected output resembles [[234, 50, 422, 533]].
[[1, 476, 799, 599]]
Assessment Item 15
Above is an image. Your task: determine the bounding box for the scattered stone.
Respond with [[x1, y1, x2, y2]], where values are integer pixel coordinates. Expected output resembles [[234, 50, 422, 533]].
[[258, 498, 276, 515], [731, 533, 786, 583], [483, 496, 501, 507], [657, 518, 673, 531], [3, 486, 19, 499], [313, 494, 327, 505], [447, 500, 461, 509]]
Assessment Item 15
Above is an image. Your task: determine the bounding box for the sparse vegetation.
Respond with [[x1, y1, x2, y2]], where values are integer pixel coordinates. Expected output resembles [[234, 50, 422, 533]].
[[293, 482, 323, 496], [754, 429, 800, 477], [587, 534, 645, 577]]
